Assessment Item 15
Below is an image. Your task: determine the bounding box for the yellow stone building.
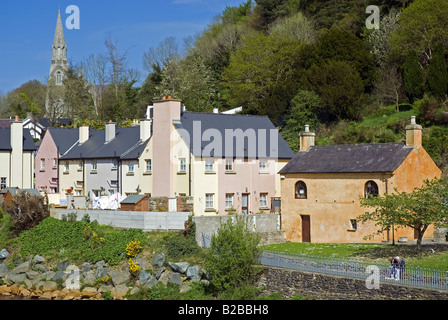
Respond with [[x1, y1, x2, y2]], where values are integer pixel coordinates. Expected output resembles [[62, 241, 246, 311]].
[[279, 117, 442, 243]]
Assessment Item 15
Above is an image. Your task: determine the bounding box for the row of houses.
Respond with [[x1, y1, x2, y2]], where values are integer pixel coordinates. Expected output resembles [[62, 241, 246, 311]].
[[0, 98, 442, 243]]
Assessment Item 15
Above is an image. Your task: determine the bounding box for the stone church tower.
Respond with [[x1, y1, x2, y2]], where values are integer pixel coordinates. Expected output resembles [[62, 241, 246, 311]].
[[46, 8, 68, 118], [49, 8, 68, 85]]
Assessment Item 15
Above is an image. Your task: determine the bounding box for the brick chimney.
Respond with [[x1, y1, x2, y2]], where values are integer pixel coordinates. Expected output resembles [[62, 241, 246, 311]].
[[299, 125, 315, 152], [79, 124, 89, 144], [105, 120, 116, 143], [10, 116, 23, 187], [405, 116, 422, 147]]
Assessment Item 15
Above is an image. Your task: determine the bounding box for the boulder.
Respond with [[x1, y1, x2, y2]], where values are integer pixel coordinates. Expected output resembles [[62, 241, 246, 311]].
[[109, 269, 130, 286], [33, 255, 45, 263], [0, 248, 9, 260], [112, 284, 128, 299], [159, 271, 171, 286], [170, 262, 190, 274], [13, 261, 31, 274], [141, 276, 158, 289], [42, 281, 58, 292], [168, 272, 183, 286], [186, 266, 202, 282], [139, 270, 152, 284], [152, 253, 165, 268], [5, 272, 27, 285], [82, 271, 96, 286], [0, 262, 9, 277], [57, 261, 69, 272]]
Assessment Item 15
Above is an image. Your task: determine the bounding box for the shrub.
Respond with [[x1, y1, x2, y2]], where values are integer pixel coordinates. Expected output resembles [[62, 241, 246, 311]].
[[4, 191, 49, 232], [205, 216, 262, 293], [164, 232, 201, 260]]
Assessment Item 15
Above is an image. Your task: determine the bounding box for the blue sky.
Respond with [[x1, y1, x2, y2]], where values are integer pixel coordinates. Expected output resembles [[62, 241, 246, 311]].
[[0, 0, 246, 94]]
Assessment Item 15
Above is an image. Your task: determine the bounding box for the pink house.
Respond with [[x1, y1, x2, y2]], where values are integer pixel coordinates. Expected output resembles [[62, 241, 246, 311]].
[[35, 128, 78, 193]]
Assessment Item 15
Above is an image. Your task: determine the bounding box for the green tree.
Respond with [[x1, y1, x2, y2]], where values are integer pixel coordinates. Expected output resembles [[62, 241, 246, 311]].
[[300, 60, 366, 122], [427, 43, 448, 100], [221, 30, 303, 124], [205, 216, 262, 293], [63, 65, 95, 121], [359, 178, 448, 250], [281, 90, 320, 152], [403, 49, 424, 103], [390, 0, 448, 65], [302, 27, 376, 91]]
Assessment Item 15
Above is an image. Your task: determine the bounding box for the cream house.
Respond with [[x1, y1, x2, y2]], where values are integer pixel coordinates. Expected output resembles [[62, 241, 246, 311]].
[[0, 117, 36, 190], [142, 98, 294, 215]]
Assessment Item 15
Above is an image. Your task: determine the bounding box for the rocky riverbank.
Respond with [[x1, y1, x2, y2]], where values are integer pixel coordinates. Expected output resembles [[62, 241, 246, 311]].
[[0, 249, 208, 300]]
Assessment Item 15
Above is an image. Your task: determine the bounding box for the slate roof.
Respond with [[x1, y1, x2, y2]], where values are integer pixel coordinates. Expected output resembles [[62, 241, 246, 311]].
[[0, 187, 41, 197], [174, 112, 294, 159], [47, 128, 79, 154], [60, 126, 143, 160], [0, 128, 37, 151], [279, 142, 413, 174]]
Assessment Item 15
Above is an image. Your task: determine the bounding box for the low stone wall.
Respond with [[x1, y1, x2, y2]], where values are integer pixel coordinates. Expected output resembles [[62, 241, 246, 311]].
[[193, 214, 284, 247], [260, 266, 448, 300]]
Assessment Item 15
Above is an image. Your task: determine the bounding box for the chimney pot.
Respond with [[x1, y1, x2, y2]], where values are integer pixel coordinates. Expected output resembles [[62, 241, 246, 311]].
[[406, 116, 422, 147], [299, 125, 315, 152]]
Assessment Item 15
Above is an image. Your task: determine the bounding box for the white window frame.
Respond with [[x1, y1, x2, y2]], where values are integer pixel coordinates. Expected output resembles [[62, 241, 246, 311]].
[[225, 158, 234, 172], [91, 160, 97, 172], [225, 193, 234, 209], [205, 193, 214, 210], [40, 159, 45, 171], [128, 161, 134, 174], [145, 159, 152, 173], [64, 161, 69, 173], [205, 159, 214, 172], [259, 159, 268, 173], [179, 158, 186, 172], [1, 177, 6, 190], [259, 193, 268, 209]]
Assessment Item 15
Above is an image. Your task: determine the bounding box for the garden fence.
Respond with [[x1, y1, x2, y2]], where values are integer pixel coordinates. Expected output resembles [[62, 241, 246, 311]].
[[201, 233, 448, 291]]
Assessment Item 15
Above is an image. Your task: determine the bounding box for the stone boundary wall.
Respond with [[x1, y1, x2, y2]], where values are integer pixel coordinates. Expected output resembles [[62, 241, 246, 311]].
[[193, 214, 284, 247], [51, 208, 191, 231], [260, 266, 448, 300]]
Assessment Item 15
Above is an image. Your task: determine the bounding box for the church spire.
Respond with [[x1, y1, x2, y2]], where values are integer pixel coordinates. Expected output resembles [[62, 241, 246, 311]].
[[52, 7, 66, 50], [49, 8, 68, 83]]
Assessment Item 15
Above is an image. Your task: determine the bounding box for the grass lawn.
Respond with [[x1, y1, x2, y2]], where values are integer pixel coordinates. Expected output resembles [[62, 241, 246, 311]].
[[261, 242, 448, 270]]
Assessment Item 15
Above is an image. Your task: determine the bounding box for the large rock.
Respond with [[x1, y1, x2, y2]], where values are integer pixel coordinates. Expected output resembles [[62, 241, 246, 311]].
[[33, 255, 45, 263], [13, 261, 32, 274], [141, 277, 158, 289], [109, 269, 130, 286], [168, 272, 183, 286], [152, 253, 165, 268], [0, 249, 9, 260], [0, 262, 9, 277], [170, 262, 190, 274], [139, 270, 152, 284], [186, 266, 202, 282]]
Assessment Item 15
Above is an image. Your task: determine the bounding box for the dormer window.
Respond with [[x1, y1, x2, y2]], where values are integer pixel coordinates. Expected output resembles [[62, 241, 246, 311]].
[[365, 181, 379, 198]]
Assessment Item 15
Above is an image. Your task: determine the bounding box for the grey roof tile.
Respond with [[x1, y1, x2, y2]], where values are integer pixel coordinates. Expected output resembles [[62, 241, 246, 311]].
[[280, 142, 413, 174]]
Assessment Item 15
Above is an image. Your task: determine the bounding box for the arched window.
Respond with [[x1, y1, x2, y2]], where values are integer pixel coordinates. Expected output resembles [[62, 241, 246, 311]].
[[56, 71, 62, 84], [295, 181, 307, 199], [365, 180, 379, 198]]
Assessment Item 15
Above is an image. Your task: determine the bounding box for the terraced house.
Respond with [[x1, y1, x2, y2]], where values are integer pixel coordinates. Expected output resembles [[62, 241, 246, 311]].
[[58, 121, 151, 202], [143, 98, 294, 215], [0, 117, 36, 190]]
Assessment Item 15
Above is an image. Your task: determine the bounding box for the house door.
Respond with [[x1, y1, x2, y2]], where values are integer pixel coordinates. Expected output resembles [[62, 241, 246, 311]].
[[168, 198, 177, 212], [301, 215, 311, 242], [242, 193, 249, 215]]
